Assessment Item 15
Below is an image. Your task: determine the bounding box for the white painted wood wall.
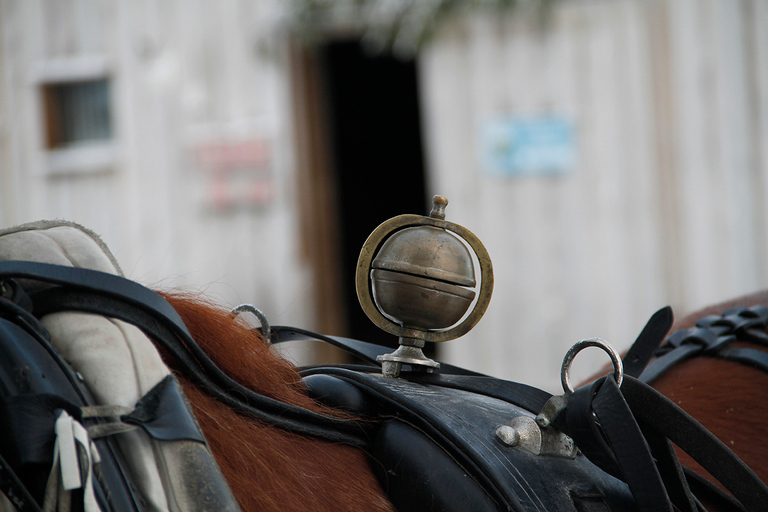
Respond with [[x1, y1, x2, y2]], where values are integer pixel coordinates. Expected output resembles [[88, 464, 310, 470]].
[[421, 0, 768, 392], [0, 0, 320, 356], [1, 0, 767, 391]]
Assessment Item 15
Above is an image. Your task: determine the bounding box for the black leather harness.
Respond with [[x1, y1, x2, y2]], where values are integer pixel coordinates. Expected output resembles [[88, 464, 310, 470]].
[[288, 307, 768, 512], [1, 261, 767, 512], [639, 305, 768, 383]]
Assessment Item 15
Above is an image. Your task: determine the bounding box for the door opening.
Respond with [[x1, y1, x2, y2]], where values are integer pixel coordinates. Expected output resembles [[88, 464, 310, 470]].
[[323, 40, 428, 348]]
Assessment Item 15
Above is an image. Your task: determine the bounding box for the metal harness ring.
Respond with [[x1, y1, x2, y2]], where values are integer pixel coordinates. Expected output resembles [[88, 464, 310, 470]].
[[231, 304, 271, 344], [561, 337, 623, 395]]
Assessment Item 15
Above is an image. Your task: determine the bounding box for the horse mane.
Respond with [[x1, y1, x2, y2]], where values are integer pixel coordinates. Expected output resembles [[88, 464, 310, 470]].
[[157, 291, 395, 512]]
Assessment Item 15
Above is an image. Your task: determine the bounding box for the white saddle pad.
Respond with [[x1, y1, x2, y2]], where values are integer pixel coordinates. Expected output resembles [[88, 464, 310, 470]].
[[0, 220, 238, 512]]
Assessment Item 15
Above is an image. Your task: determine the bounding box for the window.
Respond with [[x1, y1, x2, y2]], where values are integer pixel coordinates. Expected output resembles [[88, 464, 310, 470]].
[[42, 78, 112, 149], [38, 73, 116, 175]]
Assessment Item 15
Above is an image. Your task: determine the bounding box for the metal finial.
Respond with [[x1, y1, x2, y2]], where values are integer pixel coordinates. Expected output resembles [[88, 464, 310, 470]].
[[356, 195, 494, 378], [429, 195, 448, 219]]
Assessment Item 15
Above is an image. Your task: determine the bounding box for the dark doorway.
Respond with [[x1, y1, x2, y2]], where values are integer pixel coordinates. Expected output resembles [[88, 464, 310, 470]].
[[322, 40, 428, 348]]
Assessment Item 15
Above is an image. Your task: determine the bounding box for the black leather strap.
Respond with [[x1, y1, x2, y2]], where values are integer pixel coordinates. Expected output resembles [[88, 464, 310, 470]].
[[0, 261, 368, 448], [302, 367, 552, 414], [270, 327, 389, 366], [121, 375, 207, 443], [639, 306, 768, 384], [719, 346, 768, 373], [637, 344, 701, 384], [574, 305, 768, 511], [0, 453, 42, 512], [591, 378, 673, 512], [271, 326, 488, 376], [408, 373, 551, 411], [559, 373, 768, 512], [0, 261, 190, 336], [621, 377, 768, 512], [563, 379, 623, 479], [622, 306, 673, 378], [682, 467, 747, 512], [637, 429, 697, 512], [562, 377, 676, 512]]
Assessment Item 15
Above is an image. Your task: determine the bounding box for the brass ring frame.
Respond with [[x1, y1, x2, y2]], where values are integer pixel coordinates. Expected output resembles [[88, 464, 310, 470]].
[[355, 214, 494, 342]]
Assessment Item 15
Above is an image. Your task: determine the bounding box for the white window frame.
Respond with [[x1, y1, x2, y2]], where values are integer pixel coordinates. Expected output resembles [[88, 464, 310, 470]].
[[32, 56, 117, 176]]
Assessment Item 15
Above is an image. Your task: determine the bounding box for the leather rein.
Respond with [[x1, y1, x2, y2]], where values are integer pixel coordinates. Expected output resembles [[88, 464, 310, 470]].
[[547, 305, 768, 512]]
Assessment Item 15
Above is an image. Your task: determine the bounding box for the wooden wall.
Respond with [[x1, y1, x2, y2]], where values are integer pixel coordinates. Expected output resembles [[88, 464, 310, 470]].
[[420, 0, 768, 391], [1, 0, 766, 389], [0, 0, 320, 361]]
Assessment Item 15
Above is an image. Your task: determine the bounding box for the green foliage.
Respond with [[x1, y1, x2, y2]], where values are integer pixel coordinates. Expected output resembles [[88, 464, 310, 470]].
[[286, 0, 552, 57]]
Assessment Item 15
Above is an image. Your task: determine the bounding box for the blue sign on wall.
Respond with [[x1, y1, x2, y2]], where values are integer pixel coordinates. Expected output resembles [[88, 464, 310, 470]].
[[481, 116, 577, 177]]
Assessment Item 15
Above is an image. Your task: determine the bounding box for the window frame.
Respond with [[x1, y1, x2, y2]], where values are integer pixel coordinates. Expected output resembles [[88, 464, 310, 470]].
[[33, 56, 117, 177]]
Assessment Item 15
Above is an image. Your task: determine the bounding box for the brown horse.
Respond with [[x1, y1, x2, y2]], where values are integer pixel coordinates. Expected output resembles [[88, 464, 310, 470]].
[[158, 290, 768, 511]]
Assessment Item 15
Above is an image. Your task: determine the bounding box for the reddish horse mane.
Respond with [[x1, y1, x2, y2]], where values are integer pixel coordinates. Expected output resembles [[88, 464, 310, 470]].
[[158, 292, 395, 512], [158, 290, 768, 511]]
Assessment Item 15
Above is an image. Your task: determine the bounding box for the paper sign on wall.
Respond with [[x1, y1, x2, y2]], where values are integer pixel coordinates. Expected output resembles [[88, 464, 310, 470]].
[[482, 116, 576, 177]]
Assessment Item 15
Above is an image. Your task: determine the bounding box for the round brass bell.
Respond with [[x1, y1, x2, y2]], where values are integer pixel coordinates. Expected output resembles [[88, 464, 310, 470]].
[[356, 195, 494, 377], [371, 224, 476, 330]]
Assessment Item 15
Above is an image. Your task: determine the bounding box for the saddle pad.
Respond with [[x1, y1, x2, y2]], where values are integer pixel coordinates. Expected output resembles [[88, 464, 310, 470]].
[[0, 221, 237, 512]]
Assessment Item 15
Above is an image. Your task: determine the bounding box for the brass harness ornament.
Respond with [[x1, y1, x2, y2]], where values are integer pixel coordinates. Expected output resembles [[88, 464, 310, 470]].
[[356, 196, 494, 377]]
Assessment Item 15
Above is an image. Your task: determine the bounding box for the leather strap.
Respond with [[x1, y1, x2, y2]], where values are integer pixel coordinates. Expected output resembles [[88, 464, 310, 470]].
[[0, 452, 43, 512], [592, 378, 674, 512], [270, 327, 389, 366], [719, 346, 768, 373], [559, 373, 768, 512], [621, 377, 768, 512], [638, 430, 697, 512], [408, 373, 551, 411], [640, 306, 768, 383], [570, 305, 768, 511], [622, 306, 673, 378], [270, 326, 488, 376], [301, 367, 552, 415], [0, 261, 368, 448], [563, 378, 675, 512], [120, 375, 207, 443], [563, 379, 623, 479], [682, 467, 747, 512], [300, 367, 633, 512], [637, 344, 701, 384]]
